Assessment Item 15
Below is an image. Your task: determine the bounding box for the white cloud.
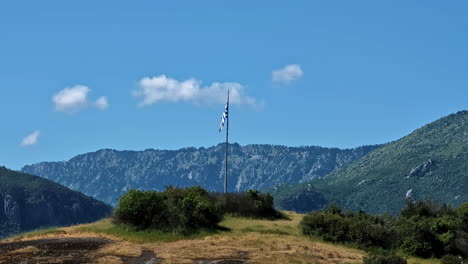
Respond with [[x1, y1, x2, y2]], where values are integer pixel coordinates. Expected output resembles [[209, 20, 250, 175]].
[[52, 85, 89, 113], [52, 85, 108, 113], [272, 64, 303, 83], [133, 75, 257, 106], [21, 130, 40, 147], [95, 96, 109, 110]]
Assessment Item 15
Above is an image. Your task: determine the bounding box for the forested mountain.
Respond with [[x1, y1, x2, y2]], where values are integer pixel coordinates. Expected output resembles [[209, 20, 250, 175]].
[[0, 166, 112, 238], [277, 110, 468, 215], [21, 144, 379, 206]]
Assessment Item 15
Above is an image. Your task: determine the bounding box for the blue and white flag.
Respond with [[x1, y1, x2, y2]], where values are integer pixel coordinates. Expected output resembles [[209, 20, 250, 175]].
[[219, 92, 229, 132]]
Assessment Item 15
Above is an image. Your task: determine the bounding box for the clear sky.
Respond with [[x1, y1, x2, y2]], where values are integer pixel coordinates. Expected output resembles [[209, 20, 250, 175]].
[[1, 1, 467, 170]]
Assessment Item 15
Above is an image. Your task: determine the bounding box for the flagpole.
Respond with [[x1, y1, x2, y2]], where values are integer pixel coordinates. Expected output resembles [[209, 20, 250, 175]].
[[224, 90, 229, 193]]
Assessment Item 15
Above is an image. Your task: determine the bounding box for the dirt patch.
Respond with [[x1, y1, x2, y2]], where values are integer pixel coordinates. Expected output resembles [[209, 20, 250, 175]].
[[121, 250, 162, 264], [0, 237, 111, 264]]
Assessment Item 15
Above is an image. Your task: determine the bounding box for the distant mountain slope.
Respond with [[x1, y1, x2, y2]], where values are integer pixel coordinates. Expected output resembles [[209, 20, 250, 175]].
[[21, 144, 380, 206], [279, 110, 468, 215], [0, 166, 112, 238], [268, 183, 328, 213]]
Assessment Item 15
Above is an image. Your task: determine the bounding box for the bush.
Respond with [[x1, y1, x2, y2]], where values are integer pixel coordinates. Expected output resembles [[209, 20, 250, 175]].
[[114, 187, 281, 232], [211, 190, 282, 219], [441, 255, 465, 264], [300, 205, 398, 249], [301, 201, 468, 259], [114, 186, 223, 231], [363, 252, 407, 264]]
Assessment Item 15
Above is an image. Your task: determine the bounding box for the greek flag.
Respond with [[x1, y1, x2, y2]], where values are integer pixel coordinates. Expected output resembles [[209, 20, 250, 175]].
[[219, 102, 228, 132]]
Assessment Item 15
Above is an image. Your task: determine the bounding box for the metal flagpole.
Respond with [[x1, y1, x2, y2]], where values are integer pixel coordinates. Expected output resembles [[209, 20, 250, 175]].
[[224, 90, 229, 193]]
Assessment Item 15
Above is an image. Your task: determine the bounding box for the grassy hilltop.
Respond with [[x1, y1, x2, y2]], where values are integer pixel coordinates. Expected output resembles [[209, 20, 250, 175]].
[[2, 212, 366, 264]]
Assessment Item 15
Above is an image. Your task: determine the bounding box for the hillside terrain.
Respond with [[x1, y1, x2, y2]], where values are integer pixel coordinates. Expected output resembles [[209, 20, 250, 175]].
[[21, 144, 379, 206], [279, 110, 468, 215], [0, 166, 112, 238], [269, 183, 328, 213], [1, 212, 366, 264]]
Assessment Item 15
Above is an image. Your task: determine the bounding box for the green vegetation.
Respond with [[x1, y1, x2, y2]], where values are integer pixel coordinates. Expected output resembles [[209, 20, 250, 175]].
[[213, 190, 283, 219], [269, 183, 328, 213], [320, 110, 468, 214], [301, 200, 468, 260], [8, 211, 365, 264], [441, 255, 467, 264], [22, 143, 380, 207], [278, 110, 468, 215], [0, 166, 112, 238], [114, 186, 282, 234], [301, 204, 399, 250], [364, 250, 407, 264], [115, 186, 223, 231], [76, 218, 217, 243]]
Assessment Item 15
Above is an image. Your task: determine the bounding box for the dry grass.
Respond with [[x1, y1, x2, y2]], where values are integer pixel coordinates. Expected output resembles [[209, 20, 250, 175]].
[[97, 241, 142, 257], [149, 232, 363, 264], [144, 212, 363, 264], [221, 211, 303, 236], [8, 246, 39, 255], [3, 211, 365, 264], [96, 255, 123, 264]]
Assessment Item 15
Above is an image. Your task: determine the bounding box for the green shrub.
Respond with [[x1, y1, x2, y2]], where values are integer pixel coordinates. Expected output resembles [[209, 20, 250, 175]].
[[114, 186, 223, 231], [301, 201, 468, 258], [363, 252, 407, 264], [300, 205, 398, 249], [441, 255, 465, 264], [114, 187, 281, 232], [211, 190, 282, 219]]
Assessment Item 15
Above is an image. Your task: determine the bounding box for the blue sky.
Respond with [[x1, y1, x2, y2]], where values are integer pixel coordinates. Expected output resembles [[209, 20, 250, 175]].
[[1, 1, 467, 170]]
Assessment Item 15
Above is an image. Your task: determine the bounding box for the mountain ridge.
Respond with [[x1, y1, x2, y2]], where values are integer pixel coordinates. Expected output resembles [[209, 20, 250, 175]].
[[21, 143, 381, 206], [279, 110, 468, 214], [0, 166, 112, 238]]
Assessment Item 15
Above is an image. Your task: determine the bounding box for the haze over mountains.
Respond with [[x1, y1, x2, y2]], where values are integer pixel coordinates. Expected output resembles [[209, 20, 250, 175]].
[[21, 144, 379, 206]]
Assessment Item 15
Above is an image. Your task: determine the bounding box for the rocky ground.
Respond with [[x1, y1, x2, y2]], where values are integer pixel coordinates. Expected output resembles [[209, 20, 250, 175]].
[[0, 237, 249, 264], [0, 237, 164, 264]]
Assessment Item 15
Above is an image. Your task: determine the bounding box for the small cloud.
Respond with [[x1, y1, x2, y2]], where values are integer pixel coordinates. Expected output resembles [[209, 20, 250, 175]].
[[272, 64, 303, 83], [52, 85, 89, 113], [52, 85, 108, 113], [95, 96, 109, 110], [133, 75, 257, 107], [21, 130, 40, 147]]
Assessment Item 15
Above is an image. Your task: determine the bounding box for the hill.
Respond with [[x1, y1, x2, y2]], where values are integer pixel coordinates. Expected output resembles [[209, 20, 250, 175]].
[[0, 166, 112, 238], [278, 110, 468, 215], [21, 143, 379, 206], [1, 212, 366, 264], [268, 183, 328, 213]]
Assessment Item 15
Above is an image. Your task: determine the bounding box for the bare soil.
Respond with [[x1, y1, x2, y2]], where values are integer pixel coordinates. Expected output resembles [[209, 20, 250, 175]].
[[0, 238, 165, 264], [0, 237, 111, 264]]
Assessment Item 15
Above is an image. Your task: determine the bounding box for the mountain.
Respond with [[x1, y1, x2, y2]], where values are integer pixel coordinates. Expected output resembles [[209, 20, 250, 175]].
[[21, 144, 380, 206], [268, 183, 328, 213], [278, 110, 468, 215], [0, 166, 112, 238]]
